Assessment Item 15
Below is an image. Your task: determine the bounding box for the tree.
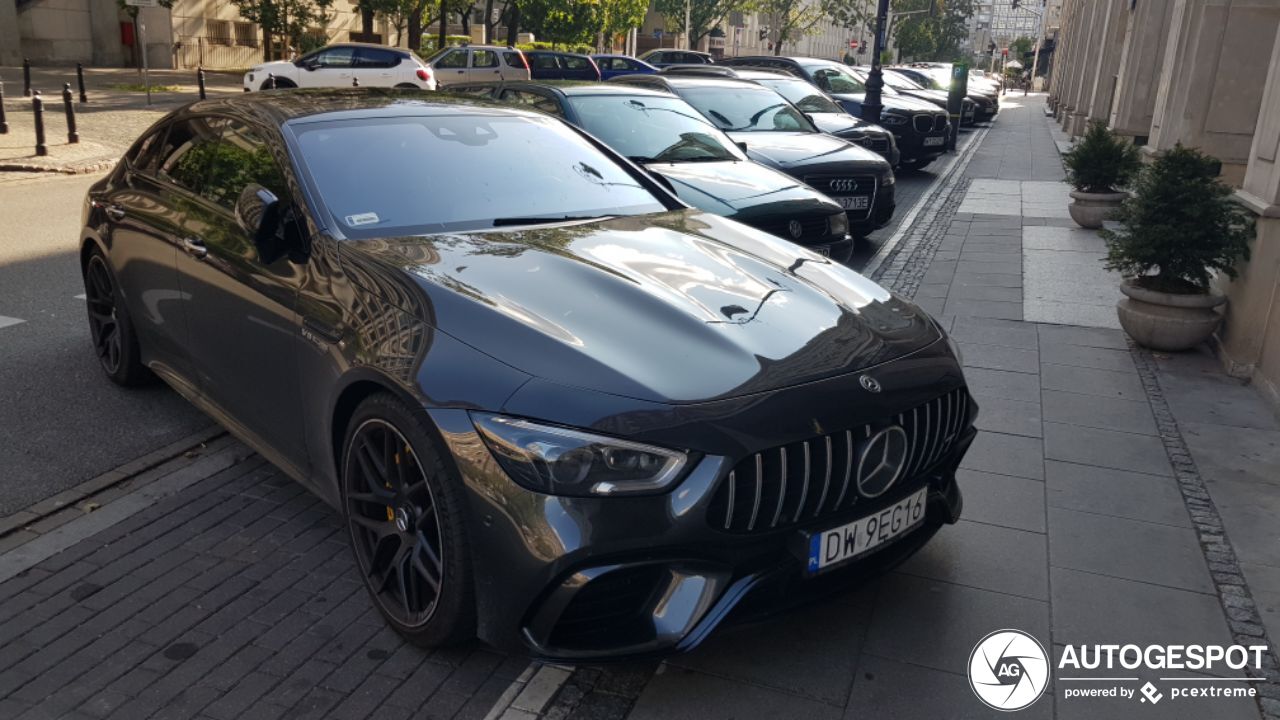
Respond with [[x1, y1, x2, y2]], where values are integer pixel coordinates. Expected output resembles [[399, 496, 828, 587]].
[[599, 0, 649, 43], [231, 0, 337, 60], [654, 0, 756, 48], [517, 0, 600, 46], [757, 0, 824, 55], [1009, 34, 1034, 57], [888, 0, 973, 62]]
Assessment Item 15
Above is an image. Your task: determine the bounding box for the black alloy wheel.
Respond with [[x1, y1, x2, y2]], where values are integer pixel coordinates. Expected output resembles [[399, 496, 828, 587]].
[[83, 250, 148, 386], [345, 417, 446, 628]]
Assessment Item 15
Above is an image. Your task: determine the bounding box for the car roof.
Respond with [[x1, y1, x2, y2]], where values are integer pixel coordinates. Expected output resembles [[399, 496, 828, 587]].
[[524, 49, 591, 57], [309, 42, 410, 52], [472, 80, 676, 98], [623, 74, 772, 90], [179, 88, 542, 126]]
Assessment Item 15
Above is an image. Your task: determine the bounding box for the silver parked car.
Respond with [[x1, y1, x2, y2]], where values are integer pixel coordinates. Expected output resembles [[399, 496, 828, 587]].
[[426, 45, 531, 87]]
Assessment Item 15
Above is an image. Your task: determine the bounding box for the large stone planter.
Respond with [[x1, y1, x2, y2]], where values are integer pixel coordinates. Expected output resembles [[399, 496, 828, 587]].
[[1068, 190, 1127, 229], [1116, 279, 1226, 352]]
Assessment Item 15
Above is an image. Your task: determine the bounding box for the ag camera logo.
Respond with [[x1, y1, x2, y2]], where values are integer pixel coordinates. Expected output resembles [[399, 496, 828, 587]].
[[968, 629, 1049, 711]]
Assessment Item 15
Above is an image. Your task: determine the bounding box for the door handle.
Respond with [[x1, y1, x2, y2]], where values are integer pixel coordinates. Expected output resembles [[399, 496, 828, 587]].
[[181, 237, 208, 259], [104, 204, 126, 221]]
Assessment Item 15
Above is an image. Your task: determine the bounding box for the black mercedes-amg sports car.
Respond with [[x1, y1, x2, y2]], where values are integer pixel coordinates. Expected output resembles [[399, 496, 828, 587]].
[[80, 89, 975, 660]]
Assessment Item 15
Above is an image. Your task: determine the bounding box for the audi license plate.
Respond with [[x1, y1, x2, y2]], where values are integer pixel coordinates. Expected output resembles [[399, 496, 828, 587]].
[[836, 196, 870, 210], [806, 487, 927, 573], [923, 136, 946, 147]]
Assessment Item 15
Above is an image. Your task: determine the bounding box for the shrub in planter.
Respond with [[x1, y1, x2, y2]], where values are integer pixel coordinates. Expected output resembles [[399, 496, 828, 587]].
[[1101, 144, 1254, 351], [1062, 120, 1141, 228]]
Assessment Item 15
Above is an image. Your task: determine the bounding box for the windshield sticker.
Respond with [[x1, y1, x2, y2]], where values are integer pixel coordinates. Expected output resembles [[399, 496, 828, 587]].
[[346, 212, 380, 227]]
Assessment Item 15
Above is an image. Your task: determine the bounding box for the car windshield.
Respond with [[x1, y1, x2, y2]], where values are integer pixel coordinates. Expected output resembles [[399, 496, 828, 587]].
[[882, 71, 924, 91], [904, 69, 946, 90], [678, 86, 815, 133], [803, 63, 865, 94], [292, 114, 666, 238], [753, 78, 844, 114], [566, 95, 741, 163]]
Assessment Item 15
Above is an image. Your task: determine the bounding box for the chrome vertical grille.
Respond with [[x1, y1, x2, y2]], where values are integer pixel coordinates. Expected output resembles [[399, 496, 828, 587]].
[[708, 387, 973, 534]]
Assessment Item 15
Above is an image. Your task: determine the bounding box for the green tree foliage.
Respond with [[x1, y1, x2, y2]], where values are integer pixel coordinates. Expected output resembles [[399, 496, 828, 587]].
[[889, 0, 973, 61], [653, 0, 756, 47], [1063, 120, 1141, 193], [231, 0, 336, 57], [1009, 34, 1034, 57], [759, 0, 825, 54], [517, 0, 601, 45], [1101, 144, 1254, 293], [599, 0, 649, 39]]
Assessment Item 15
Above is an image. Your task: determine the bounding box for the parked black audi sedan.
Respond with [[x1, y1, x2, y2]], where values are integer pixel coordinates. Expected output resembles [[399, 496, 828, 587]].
[[611, 74, 896, 236], [660, 65, 901, 166], [447, 81, 853, 256], [717, 56, 950, 170], [80, 89, 974, 659]]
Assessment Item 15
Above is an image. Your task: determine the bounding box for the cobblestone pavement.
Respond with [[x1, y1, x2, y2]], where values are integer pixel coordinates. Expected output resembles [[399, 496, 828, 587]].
[[0, 443, 526, 720]]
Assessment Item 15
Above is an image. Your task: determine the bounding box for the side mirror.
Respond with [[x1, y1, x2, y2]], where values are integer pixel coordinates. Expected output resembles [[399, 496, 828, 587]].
[[735, 141, 749, 154], [300, 60, 319, 71], [235, 185, 286, 262]]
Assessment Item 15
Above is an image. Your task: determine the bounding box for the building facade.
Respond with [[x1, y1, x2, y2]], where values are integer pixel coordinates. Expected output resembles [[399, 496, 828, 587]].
[[1048, 0, 1280, 412]]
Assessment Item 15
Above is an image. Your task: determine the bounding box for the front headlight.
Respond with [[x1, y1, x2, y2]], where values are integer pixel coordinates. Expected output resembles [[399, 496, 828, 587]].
[[882, 170, 895, 187], [879, 113, 908, 126], [828, 211, 848, 236], [472, 414, 689, 496]]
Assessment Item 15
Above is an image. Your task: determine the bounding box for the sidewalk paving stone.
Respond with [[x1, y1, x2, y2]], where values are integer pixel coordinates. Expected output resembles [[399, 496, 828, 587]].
[[960, 430, 1045, 480], [956, 469, 1047, 533], [972, 396, 1043, 438], [1042, 422, 1172, 475], [898, 518, 1049, 600], [1048, 506, 1213, 593], [1040, 389, 1158, 435], [1044, 460, 1192, 528], [1040, 363, 1148, 401], [845, 654, 1053, 720]]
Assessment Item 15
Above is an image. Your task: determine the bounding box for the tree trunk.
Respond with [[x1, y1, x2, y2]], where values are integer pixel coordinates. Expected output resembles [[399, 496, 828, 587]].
[[460, 8, 470, 35], [506, 3, 520, 46], [360, 4, 374, 35], [261, 23, 271, 62], [438, 0, 448, 47], [408, 9, 423, 49], [483, 0, 495, 42]]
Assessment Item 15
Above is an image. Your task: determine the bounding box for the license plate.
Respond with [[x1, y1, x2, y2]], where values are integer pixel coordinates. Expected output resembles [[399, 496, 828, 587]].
[[806, 487, 927, 573], [815, 245, 831, 257], [836, 196, 870, 210], [923, 136, 945, 147]]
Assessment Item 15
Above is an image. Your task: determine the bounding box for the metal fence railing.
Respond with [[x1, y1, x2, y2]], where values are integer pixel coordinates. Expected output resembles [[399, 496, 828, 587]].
[[173, 35, 287, 71]]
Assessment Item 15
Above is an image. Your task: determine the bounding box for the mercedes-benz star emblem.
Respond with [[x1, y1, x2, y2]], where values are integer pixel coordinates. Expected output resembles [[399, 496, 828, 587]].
[[829, 178, 858, 193], [859, 374, 881, 393], [788, 220, 803, 239], [855, 426, 908, 497]]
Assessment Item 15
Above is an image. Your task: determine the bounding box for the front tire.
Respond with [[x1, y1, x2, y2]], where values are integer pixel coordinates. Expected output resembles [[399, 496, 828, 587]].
[[83, 249, 149, 386], [341, 394, 476, 648], [260, 78, 296, 90]]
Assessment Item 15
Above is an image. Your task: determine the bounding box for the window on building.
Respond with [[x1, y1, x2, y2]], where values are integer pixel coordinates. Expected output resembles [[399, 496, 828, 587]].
[[208, 19, 232, 46], [234, 22, 258, 47]]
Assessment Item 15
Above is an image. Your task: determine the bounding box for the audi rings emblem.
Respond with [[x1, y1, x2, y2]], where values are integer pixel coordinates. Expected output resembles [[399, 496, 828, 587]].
[[829, 178, 858, 193], [859, 374, 882, 393], [788, 220, 804, 239], [855, 426, 909, 497]]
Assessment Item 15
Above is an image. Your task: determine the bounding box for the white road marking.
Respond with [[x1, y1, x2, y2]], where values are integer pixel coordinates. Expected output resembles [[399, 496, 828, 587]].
[[0, 316, 25, 330]]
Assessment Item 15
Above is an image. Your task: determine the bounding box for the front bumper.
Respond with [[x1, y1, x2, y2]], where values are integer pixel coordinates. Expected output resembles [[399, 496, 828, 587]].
[[427, 350, 974, 661], [892, 127, 949, 163], [849, 181, 895, 236]]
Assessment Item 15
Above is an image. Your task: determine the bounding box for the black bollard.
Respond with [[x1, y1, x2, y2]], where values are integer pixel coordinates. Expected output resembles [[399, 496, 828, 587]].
[[23, 58, 32, 97], [33, 91, 47, 157], [352, 76, 359, 87], [62, 82, 79, 144], [0, 80, 9, 135], [197, 67, 206, 100], [76, 63, 87, 103]]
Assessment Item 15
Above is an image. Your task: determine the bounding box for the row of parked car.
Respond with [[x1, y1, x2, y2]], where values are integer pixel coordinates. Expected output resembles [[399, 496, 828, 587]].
[[241, 43, 998, 257]]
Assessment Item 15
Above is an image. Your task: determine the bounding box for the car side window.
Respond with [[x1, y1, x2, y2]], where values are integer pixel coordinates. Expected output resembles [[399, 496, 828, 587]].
[[314, 47, 355, 68], [355, 48, 399, 68], [199, 119, 289, 212], [502, 51, 525, 67], [472, 50, 498, 68], [127, 124, 167, 171], [434, 50, 467, 69], [531, 54, 559, 70], [563, 55, 589, 70], [155, 116, 226, 194], [499, 89, 564, 117]]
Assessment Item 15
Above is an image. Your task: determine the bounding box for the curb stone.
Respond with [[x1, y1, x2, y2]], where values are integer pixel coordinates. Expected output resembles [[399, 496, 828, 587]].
[[1128, 341, 1280, 720]]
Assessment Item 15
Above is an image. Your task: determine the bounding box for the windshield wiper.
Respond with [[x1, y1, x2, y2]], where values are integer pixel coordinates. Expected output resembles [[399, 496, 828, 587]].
[[492, 215, 609, 227]]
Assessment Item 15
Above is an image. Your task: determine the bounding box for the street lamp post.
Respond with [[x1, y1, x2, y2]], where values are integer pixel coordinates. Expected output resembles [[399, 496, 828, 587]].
[[685, 0, 692, 50], [860, 0, 891, 124]]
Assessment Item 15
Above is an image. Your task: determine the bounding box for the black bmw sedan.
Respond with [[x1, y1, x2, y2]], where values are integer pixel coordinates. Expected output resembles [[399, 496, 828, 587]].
[[447, 81, 852, 256], [611, 74, 896, 236], [81, 90, 975, 660]]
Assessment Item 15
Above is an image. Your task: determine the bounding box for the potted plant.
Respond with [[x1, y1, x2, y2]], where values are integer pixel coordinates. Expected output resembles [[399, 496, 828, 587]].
[[1063, 120, 1142, 228], [1101, 144, 1254, 351]]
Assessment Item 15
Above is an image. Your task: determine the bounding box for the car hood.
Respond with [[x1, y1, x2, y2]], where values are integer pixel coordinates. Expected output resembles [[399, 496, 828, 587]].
[[808, 112, 869, 137], [828, 92, 942, 114], [343, 210, 938, 404], [898, 88, 949, 106], [643, 160, 841, 218], [725, 132, 887, 171]]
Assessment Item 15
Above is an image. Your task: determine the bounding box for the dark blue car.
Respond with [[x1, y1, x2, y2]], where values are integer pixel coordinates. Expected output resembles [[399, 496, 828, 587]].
[[591, 54, 658, 80]]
